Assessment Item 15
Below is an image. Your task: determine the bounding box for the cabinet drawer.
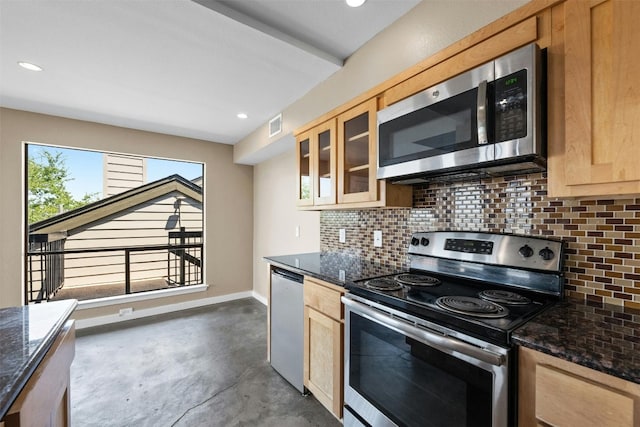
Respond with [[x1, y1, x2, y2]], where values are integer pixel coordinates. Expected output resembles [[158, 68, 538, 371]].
[[304, 279, 344, 321], [535, 364, 635, 427]]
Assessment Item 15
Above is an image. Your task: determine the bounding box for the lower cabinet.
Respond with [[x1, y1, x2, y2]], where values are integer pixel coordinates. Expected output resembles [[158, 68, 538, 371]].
[[3, 320, 75, 427], [303, 278, 344, 419], [518, 346, 640, 427]]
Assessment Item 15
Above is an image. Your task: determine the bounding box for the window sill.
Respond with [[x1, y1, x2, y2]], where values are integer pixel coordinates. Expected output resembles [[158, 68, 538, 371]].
[[75, 284, 209, 310]]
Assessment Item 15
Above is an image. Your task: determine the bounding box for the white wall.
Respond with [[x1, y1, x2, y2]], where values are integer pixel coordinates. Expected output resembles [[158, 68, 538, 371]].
[[253, 149, 320, 299]]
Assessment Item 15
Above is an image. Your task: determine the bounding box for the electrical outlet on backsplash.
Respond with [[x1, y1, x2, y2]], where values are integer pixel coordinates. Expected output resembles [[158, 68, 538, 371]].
[[319, 172, 640, 309]]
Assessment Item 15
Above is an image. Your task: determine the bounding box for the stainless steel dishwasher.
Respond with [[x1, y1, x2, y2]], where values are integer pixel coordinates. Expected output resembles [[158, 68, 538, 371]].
[[270, 267, 305, 393]]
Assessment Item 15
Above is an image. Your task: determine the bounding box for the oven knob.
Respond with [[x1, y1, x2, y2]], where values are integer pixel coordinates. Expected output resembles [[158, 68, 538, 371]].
[[420, 237, 430, 246], [411, 237, 420, 246], [539, 247, 555, 261], [518, 245, 534, 258]]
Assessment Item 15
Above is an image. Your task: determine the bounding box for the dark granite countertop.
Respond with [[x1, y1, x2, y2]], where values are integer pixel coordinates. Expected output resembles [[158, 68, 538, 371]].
[[264, 252, 405, 287], [513, 297, 640, 384], [0, 299, 77, 419]]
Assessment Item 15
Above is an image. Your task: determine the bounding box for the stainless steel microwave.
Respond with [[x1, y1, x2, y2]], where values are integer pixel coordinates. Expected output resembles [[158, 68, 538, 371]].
[[377, 43, 545, 183]]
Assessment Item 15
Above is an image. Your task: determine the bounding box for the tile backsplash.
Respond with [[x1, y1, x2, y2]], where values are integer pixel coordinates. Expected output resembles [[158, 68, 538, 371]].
[[320, 172, 640, 309]]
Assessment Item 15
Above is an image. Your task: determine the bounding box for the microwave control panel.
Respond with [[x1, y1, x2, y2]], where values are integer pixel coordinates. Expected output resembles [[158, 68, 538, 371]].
[[494, 69, 527, 142]]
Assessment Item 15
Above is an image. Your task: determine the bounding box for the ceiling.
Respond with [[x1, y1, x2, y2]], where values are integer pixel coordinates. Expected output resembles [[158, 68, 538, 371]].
[[0, 0, 421, 145]]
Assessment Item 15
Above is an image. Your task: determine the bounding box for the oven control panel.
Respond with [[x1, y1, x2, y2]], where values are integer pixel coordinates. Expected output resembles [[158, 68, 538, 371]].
[[444, 238, 494, 255], [408, 231, 564, 272]]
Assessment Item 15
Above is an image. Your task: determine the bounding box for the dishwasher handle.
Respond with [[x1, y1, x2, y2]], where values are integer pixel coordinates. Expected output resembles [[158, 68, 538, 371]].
[[272, 268, 304, 284]]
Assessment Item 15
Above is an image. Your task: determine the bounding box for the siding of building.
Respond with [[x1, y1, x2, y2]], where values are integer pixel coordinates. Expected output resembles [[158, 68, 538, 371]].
[[62, 190, 202, 287], [103, 153, 146, 197]]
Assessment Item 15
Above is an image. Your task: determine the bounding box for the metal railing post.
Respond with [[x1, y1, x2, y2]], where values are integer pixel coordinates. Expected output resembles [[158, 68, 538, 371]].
[[125, 249, 131, 294], [180, 227, 186, 285]]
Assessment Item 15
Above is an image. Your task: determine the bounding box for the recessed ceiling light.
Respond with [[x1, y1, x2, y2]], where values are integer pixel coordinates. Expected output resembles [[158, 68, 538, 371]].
[[346, 0, 366, 7], [237, 113, 248, 119], [18, 61, 43, 72]]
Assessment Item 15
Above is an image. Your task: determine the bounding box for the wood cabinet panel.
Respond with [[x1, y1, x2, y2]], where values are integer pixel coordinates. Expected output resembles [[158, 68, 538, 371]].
[[535, 364, 634, 427], [519, 347, 640, 427], [303, 276, 345, 419], [304, 306, 343, 419], [304, 279, 343, 321], [564, 0, 640, 186], [548, 0, 640, 197], [3, 321, 75, 427]]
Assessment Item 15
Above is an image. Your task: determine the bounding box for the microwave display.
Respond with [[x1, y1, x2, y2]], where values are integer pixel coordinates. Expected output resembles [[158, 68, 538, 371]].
[[495, 69, 527, 142]]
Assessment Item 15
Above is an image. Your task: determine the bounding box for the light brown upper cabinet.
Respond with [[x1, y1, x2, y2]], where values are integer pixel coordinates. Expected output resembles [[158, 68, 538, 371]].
[[337, 98, 378, 204], [548, 0, 640, 197], [296, 119, 337, 207], [295, 99, 411, 210]]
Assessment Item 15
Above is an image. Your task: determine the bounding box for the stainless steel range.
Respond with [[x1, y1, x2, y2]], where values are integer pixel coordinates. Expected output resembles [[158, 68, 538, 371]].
[[342, 231, 565, 427]]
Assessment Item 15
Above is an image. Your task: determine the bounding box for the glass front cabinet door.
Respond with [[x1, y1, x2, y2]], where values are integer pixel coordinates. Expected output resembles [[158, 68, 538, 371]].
[[314, 120, 337, 206], [337, 98, 378, 204], [296, 132, 313, 206], [296, 119, 337, 207]]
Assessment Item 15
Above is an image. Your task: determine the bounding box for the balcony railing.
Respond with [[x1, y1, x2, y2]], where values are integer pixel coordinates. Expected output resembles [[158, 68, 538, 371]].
[[26, 229, 203, 303], [27, 233, 66, 303]]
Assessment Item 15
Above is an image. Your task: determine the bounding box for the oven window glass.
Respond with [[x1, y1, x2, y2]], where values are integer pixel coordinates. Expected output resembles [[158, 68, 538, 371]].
[[349, 312, 493, 427], [378, 87, 488, 168]]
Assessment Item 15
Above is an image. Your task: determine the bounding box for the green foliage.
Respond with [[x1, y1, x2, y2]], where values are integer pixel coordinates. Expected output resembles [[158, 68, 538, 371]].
[[28, 149, 99, 224]]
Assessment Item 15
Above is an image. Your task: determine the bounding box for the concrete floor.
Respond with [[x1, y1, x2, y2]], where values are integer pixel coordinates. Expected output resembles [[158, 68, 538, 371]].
[[71, 298, 341, 426]]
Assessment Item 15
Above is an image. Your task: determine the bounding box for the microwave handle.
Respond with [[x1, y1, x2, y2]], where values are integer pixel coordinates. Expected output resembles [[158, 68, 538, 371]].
[[477, 80, 488, 145]]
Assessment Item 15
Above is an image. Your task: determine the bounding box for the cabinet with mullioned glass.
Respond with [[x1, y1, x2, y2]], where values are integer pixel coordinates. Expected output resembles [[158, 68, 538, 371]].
[[337, 98, 378, 204], [296, 119, 337, 207], [295, 97, 411, 210]]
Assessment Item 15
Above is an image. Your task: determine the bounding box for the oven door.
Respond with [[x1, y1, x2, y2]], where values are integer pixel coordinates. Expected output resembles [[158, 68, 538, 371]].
[[377, 62, 495, 181], [342, 295, 509, 427]]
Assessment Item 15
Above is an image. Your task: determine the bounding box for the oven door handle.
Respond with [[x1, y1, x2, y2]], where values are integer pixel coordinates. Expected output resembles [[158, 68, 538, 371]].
[[343, 297, 505, 367]]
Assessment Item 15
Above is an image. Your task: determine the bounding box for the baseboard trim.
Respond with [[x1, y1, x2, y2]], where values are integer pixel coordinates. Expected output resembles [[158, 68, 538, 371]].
[[252, 291, 268, 306], [75, 290, 255, 329]]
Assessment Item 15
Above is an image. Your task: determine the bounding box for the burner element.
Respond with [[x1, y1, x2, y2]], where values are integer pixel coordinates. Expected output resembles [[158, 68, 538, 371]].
[[479, 289, 532, 305], [365, 278, 402, 291], [395, 274, 441, 287], [435, 296, 509, 318]]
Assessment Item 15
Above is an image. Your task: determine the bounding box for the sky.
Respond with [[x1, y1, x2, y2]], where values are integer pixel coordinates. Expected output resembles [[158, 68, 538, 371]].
[[28, 145, 203, 200]]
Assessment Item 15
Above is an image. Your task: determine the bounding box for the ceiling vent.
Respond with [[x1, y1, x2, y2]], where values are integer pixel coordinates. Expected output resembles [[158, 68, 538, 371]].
[[269, 113, 282, 138]]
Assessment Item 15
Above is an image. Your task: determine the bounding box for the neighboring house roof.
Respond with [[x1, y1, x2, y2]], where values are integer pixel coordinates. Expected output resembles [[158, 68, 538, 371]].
[[30, 174, 202, 235]]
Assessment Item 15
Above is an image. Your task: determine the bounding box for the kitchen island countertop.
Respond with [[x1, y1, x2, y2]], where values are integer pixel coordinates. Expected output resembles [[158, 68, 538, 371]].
[[513, 297, 640, 384], [265, 252, 405, 287], [0, 299, 77, 420]]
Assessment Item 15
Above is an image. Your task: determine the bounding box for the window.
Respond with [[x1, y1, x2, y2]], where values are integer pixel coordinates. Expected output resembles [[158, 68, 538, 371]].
[[25, 144, 204, 303]]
